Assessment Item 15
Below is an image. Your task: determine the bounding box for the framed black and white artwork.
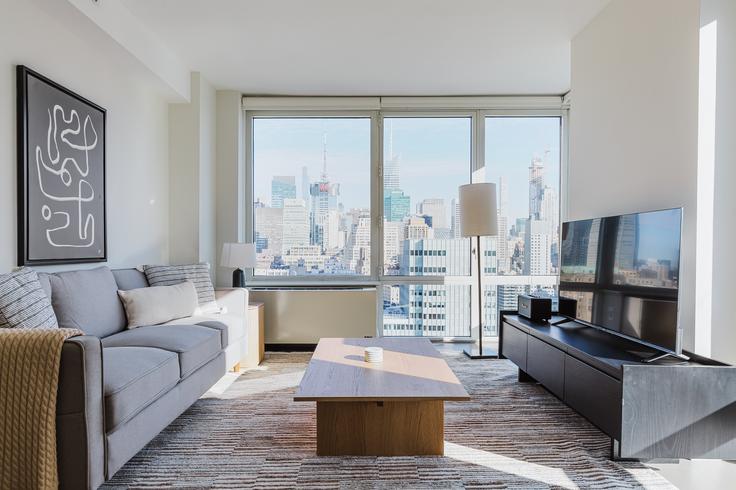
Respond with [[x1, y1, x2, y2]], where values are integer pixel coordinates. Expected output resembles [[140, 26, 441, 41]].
[[16, 65, 107, 265]]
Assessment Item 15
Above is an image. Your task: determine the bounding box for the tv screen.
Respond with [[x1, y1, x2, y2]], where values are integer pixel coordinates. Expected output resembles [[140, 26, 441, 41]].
[[559, 208, 682, 353]]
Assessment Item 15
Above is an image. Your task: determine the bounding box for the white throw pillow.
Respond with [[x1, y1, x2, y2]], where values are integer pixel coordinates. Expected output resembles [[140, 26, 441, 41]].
[[118, 281, 198, 329]]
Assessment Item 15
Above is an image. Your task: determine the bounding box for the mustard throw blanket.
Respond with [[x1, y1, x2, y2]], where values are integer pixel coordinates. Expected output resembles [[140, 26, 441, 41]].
[[0, 328, 83, 490]]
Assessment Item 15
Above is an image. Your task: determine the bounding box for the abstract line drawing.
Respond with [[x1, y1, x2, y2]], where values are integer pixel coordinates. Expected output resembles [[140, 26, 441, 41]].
[[35, 105, 97, 248], [17, 65, 106, 265]]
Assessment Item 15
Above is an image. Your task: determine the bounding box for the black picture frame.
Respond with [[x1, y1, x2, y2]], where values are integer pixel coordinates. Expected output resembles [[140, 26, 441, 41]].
[[17, 65, 107, 266]]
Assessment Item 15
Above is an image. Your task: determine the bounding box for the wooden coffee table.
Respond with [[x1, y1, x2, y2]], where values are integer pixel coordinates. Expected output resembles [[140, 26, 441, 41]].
[[294, 337, 470, 456]]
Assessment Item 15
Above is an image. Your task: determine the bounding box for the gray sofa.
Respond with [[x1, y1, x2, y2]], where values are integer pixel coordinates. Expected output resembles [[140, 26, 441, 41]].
[[38, 266, 248, 489]]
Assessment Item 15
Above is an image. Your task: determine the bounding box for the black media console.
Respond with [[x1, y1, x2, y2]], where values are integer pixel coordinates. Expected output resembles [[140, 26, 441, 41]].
[[499, 311, 736, 460]]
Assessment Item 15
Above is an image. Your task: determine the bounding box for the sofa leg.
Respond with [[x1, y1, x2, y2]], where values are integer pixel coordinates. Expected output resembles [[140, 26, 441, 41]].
[[231, 362, 241, 373]]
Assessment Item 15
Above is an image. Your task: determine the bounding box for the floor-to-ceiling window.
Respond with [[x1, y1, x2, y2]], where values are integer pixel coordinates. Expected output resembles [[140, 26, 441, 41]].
[[381, 116, 473, 337], [481, 116, 562, 337], [246, 100, 564, 340], [251, 117, 371, 277]]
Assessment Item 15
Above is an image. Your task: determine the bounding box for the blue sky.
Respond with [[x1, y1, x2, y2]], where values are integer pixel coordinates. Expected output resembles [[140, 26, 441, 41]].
[[634, 209, 682, 264], [253, 116, 561, 221]]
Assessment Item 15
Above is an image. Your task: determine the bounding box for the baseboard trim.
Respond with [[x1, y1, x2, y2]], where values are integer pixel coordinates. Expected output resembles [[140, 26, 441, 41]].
[[266, 343, 317, 352]]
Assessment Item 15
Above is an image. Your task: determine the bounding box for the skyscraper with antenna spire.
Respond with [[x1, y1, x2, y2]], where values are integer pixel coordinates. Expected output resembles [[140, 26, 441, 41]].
[[384, 120, 400, 191], [309, 132, 340, 250]]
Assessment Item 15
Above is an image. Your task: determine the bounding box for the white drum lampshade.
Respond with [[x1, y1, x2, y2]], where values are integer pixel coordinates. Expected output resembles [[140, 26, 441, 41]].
[[221, 242, 257, 269], [459, 183, 498, 237], [221, 242, 257, 287]]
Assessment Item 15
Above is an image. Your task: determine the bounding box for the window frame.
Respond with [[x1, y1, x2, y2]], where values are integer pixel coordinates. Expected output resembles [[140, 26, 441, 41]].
[[245, 110, 379, 285], [244, 100, 569, 339]]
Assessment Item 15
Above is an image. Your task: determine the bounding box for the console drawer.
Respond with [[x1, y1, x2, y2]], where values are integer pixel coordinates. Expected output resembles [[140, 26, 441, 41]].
[[564, 355, 622, 439], [527, 336, 565, 398], [501, 322, 527, 371]]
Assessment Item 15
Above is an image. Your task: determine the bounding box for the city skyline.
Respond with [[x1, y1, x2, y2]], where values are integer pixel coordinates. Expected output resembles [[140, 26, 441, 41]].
[[252, 116, 562, 336], [253, 117, 561, 225]]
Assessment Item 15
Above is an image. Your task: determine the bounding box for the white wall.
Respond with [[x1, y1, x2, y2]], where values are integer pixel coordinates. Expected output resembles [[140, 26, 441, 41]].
[[702, 0, 736, 364], [168, 72, 217, 268], [568, 0, 700, 350], [214, 91, 245, 287], [0, 0, 170, 272]]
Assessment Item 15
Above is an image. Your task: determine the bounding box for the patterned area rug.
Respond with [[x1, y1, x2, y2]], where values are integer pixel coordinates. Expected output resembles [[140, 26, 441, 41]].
[[104, 351, 675, 489]]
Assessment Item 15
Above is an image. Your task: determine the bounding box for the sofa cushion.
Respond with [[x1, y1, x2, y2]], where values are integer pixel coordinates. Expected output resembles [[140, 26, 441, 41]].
[[103, 346, 179, 432], [102, 325, 221, 378], [0, 267, 58, 329], [163, 313, 244, 348], [118, 282, 198, 329], [141, 263, 217, 312], [112, 269, 149, 291], [49, 267, 126, 338]]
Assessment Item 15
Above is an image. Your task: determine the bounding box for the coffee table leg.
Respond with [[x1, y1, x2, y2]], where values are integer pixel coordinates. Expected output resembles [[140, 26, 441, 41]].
[[316, 400, 444, 456]]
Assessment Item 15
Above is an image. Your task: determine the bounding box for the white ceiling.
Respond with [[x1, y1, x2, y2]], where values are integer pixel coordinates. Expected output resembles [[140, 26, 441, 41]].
[[121, 0, 610, 96]]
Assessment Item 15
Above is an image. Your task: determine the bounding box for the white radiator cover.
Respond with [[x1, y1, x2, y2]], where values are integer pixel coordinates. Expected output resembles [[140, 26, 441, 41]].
[[249, 289, 377, 344]]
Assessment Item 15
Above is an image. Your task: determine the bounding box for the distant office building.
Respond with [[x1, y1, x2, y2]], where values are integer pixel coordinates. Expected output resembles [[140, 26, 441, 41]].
[[418, 198, 447, 230], [281, 198, 309, 254], [524, 219, 553, 275], [402, 284, 471, 337], [282, 245, 327, 273], [497, 284, 527, 310], [345, 211, 371, 274], [383, 221, 404, 270], [404, 216, 433, 240], [400, 238, 470, 276], [271, 176, 296, 208], [482, 238, 499, 275], [384, 189, 410, 222], [498, 176, 508, 216], [384, 120, 401, 191], [529, 156, 545, 219], [451, 198, 462, 238], [513, 218, 528, 237], [495, 215, 509, 274], [300, 166, 310, 201], [254, 206, 283, 256]]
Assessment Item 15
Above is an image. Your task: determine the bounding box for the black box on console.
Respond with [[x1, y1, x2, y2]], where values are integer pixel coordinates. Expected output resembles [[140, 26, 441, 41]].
[[518, 294, 552, 323]]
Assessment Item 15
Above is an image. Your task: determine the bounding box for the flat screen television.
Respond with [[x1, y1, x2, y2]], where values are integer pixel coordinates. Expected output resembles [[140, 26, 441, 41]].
[[559, 208, 683, 355]]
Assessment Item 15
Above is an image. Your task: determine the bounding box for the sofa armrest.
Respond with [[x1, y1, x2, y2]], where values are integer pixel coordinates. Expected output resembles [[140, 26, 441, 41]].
[[215, 287, 249, 319], [56, 335, 105, 490]]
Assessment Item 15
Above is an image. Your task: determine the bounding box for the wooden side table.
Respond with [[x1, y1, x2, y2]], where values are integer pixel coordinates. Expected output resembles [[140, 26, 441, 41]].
[[243, 302, 265, 368]]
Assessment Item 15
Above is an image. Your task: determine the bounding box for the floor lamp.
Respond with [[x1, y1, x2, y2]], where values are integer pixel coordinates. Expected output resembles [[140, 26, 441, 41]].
[[459, 183, 499, 359]]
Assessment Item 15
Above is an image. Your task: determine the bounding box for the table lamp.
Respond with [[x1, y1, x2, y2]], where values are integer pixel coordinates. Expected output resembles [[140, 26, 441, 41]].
[[221, 242, 257, 288], [459, 183, 499, 359]]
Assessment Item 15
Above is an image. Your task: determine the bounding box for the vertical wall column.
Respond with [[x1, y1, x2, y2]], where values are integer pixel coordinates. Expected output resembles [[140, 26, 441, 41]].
[[168, 72, 217, 268], [701, 0, 736, 364], [215, 91, 246, 287]]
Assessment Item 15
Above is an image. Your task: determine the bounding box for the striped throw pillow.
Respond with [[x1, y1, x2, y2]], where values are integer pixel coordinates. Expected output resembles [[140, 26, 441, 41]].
[[141, 263, 218, 312], [0, 267, 58, 329]]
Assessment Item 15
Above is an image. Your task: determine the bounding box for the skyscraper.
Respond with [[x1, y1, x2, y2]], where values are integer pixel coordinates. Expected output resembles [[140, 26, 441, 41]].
[[524, 219, 553, 275], [254, 206, 283, 255], [528, 156, 545, 219], [418, 198, 447, 230], [281, 198, 309, 255], [405, 216, 433, 240], [300, 166, 310, 201], [451, 198, 462, 238], [345, 211, 371, 274], [384, 189, 410, 222], [309, 134, 340, 250], [384, 120, 401, 191], [271, 176, 296, 208]]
